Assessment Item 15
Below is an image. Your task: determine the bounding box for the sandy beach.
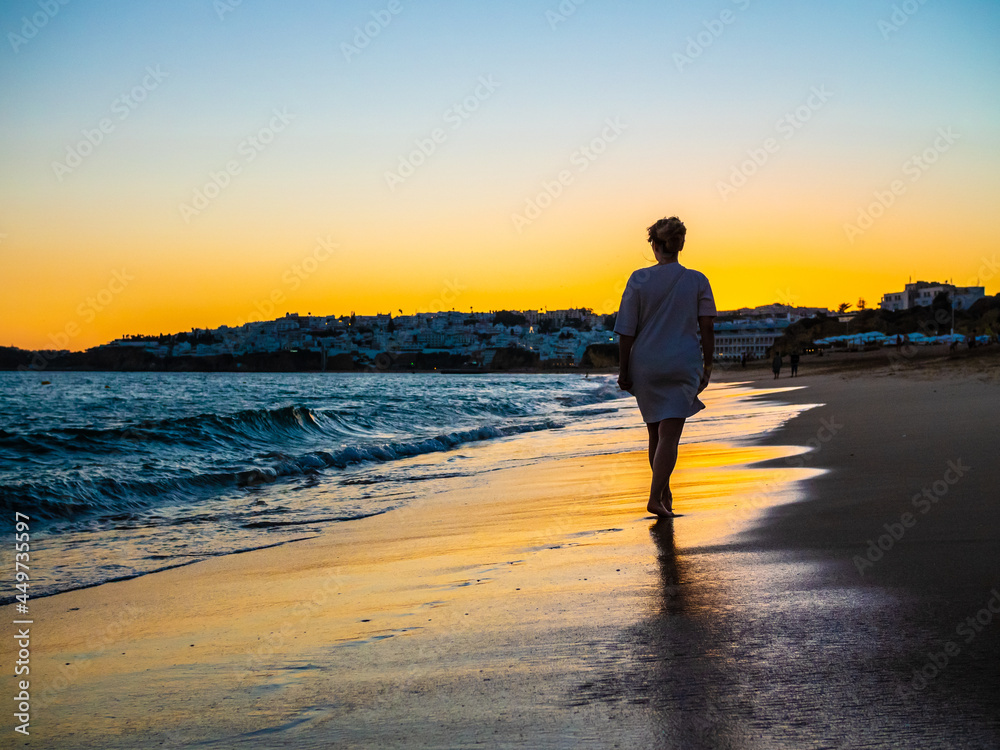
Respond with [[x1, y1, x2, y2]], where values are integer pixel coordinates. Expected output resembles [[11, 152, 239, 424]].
[[5, 348, 1000, 748]]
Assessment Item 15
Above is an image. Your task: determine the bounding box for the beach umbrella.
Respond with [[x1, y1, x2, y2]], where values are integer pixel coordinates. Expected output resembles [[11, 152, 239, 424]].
[[855, 331, 887, 342]]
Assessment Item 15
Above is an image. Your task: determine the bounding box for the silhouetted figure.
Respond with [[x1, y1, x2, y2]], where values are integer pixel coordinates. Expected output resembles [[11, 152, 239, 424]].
[[771, 352, 782, 379], [740, 351, 747, 368], [616, 216, 716, 518], [790, 351, 800, 377]]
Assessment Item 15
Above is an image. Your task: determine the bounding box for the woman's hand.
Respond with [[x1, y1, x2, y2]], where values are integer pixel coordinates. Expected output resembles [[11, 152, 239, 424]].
[[697, 365, 712, 394], [617, 334, 635, 393]]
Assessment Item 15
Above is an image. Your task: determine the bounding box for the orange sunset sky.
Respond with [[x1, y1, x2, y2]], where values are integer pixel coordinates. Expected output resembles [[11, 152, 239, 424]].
[[1, 1, 998, 351]]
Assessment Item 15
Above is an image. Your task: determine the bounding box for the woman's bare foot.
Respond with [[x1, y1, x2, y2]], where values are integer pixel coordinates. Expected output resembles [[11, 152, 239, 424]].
[[661, 488, 675, 516], [649, 501, 676, 518], [646, 489, 676, 518]]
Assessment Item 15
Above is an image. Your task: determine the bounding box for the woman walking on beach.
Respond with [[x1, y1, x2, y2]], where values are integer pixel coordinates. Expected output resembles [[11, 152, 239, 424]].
[[615, 217, 716, 518], [772, 352, 782, 379]]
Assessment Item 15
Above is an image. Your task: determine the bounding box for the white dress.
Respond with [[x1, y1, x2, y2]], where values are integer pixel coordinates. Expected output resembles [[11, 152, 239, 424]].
[[614, 263, 716, 423]]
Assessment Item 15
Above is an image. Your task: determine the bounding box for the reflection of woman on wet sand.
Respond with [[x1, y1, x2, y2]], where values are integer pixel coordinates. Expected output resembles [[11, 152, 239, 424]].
[[615, 217, 716, 518]]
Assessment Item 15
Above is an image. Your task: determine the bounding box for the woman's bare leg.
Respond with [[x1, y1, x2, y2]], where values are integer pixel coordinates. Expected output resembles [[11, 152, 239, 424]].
[[647, 418, 686, 516], [646, 422, 659, 469]]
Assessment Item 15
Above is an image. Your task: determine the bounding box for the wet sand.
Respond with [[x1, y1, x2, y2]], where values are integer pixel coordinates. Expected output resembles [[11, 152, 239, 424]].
[[735, 349, 1000, 746], [5, 349, 999, 748]]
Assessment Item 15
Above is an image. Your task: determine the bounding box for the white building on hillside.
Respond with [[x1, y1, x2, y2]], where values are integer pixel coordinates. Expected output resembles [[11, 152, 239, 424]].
[[717, 304, 830, 322], [713, 319, 790, 360], [712, 304, 830, 360], [880, 281, 985, 311]]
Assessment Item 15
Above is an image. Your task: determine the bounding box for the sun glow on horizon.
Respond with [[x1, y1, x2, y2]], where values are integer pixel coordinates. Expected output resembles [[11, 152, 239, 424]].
[[2, 1, 998, 350]]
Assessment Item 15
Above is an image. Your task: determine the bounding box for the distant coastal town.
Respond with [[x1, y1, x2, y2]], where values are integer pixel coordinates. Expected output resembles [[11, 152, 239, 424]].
[[4, 279, 994, 372]]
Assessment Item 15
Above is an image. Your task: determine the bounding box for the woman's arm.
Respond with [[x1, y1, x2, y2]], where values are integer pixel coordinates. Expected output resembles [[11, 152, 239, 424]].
[[618, 333, 635, 392], [697, 316, 715, 393]]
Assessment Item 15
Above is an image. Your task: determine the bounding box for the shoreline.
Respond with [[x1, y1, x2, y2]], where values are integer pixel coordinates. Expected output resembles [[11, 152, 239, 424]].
[[7, 341, 997, 376], [4, 356, 998, 746], [2, 383, 815, 747], [745, 354, 1000, 724]]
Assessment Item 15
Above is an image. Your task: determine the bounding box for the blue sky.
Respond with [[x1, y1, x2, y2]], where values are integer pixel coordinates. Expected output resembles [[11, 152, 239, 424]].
[[2, 0, 998, 347]]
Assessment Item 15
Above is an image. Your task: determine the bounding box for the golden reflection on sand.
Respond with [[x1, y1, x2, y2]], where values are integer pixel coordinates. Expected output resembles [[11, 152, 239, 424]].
[[19, 437, 821, 747]]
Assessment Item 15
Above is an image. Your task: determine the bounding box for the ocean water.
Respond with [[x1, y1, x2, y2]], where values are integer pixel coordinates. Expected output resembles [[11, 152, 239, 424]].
[[0, 372, 813, 601]]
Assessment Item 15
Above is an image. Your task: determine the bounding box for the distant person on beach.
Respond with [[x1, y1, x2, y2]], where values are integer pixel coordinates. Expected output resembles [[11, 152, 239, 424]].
[[772, 352, 782, 379], [740, 351, 747, 368], [790, 351, 800, 377], [615, 216, 716, 519]]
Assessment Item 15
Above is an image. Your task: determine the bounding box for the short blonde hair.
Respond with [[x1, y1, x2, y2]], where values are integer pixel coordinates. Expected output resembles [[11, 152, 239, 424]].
[[647, 216, 686, 254]]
